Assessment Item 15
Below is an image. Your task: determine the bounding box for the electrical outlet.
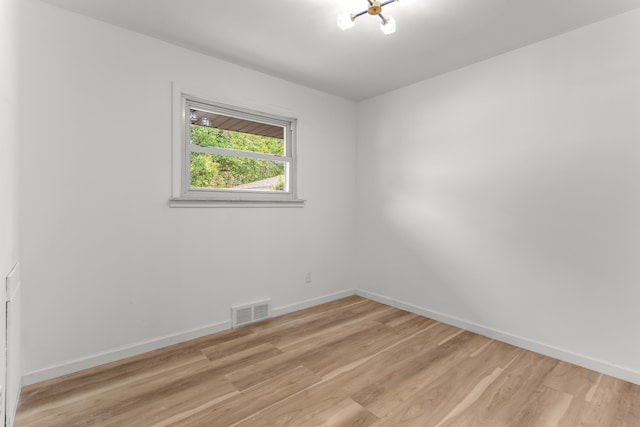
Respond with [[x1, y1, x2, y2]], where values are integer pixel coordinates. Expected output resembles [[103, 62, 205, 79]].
[[305, 272, 312, 284]]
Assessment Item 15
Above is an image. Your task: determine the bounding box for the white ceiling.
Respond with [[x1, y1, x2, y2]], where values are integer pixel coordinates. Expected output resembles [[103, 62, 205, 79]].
[[40, 0, 640, 100]]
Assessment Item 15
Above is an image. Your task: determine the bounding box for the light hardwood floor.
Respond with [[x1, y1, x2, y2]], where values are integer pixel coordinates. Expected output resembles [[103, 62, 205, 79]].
[[15, 296, 640, 426]]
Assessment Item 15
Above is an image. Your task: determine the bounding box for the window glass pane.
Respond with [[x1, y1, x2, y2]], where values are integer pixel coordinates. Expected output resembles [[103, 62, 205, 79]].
[[190, 109, 284, 156], [190, 152, 286, 191]]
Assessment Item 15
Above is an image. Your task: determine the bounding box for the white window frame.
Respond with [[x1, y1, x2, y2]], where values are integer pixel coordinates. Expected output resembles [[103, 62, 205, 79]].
[[170, 89, 304, 208]]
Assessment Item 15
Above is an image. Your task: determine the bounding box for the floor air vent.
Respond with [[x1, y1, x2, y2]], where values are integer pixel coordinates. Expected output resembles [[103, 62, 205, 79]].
[[232, 300, 271, 327]]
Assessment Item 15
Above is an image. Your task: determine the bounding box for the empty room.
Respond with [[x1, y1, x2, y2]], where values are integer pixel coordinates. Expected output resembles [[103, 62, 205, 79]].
[[1, 0, 640, 425]]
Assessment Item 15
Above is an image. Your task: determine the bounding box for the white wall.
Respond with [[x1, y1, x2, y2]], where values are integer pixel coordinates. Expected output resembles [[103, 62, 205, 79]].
[[1, 0, 20, 420], [356, 9, 640, 382], [20, 0, 356, 381]]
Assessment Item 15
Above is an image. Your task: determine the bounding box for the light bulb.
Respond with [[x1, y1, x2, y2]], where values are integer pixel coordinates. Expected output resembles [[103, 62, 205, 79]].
[[380, 15, 396, 35], [337, 11, 355, 30]]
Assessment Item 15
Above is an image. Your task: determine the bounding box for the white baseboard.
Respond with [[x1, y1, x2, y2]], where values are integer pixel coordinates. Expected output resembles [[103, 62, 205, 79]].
[[356, 288, 640, 386], [22, 288, 356, 386]]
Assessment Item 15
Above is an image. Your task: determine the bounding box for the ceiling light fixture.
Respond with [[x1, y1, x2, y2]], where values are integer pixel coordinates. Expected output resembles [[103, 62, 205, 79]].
[[338, 0, 414, 35]]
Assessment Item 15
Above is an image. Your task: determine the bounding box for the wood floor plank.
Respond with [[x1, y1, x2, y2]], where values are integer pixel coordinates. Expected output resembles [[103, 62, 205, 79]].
[[271, 302, 394, 350], [202, 300, 390, 361], [436, 351, 559, 427], [614, 381, 640, 427], [303, 398, 378, 427], [542, 361, 603, 401], [99, 376, 238, 427], [230, 379, 349, 427], [299, 321, 445, 400], [248, 295, 367, 332], [200, 342, 282, 369], [370, 340, 523, 426], [354, 330, 491, 418], [18, 355, 235, 427], [15, 296, 640, 427], [385, 314, 436, 336], [298, 322, 399, 378], [509, 385, 575, 427], [347, 300, 390, 315], [17, 350, 209, 416], [228, 321, 448, 426], [167, 366, 321, 427], [225, 319, 383, 391], [374, 309, 415, 326], [18, 346, 204, 411], [554, 396, 620, 427]]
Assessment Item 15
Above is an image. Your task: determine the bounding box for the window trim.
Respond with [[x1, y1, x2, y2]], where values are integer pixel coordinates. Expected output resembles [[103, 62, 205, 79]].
[[170, 87, 304, 208]]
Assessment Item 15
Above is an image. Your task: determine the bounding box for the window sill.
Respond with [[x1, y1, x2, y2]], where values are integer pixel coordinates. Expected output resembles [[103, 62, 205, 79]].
[[169, 198, 306, 208]]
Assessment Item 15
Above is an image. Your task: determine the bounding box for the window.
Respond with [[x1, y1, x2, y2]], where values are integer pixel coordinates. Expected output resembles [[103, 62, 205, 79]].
[[171, 93, 303, 207]]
